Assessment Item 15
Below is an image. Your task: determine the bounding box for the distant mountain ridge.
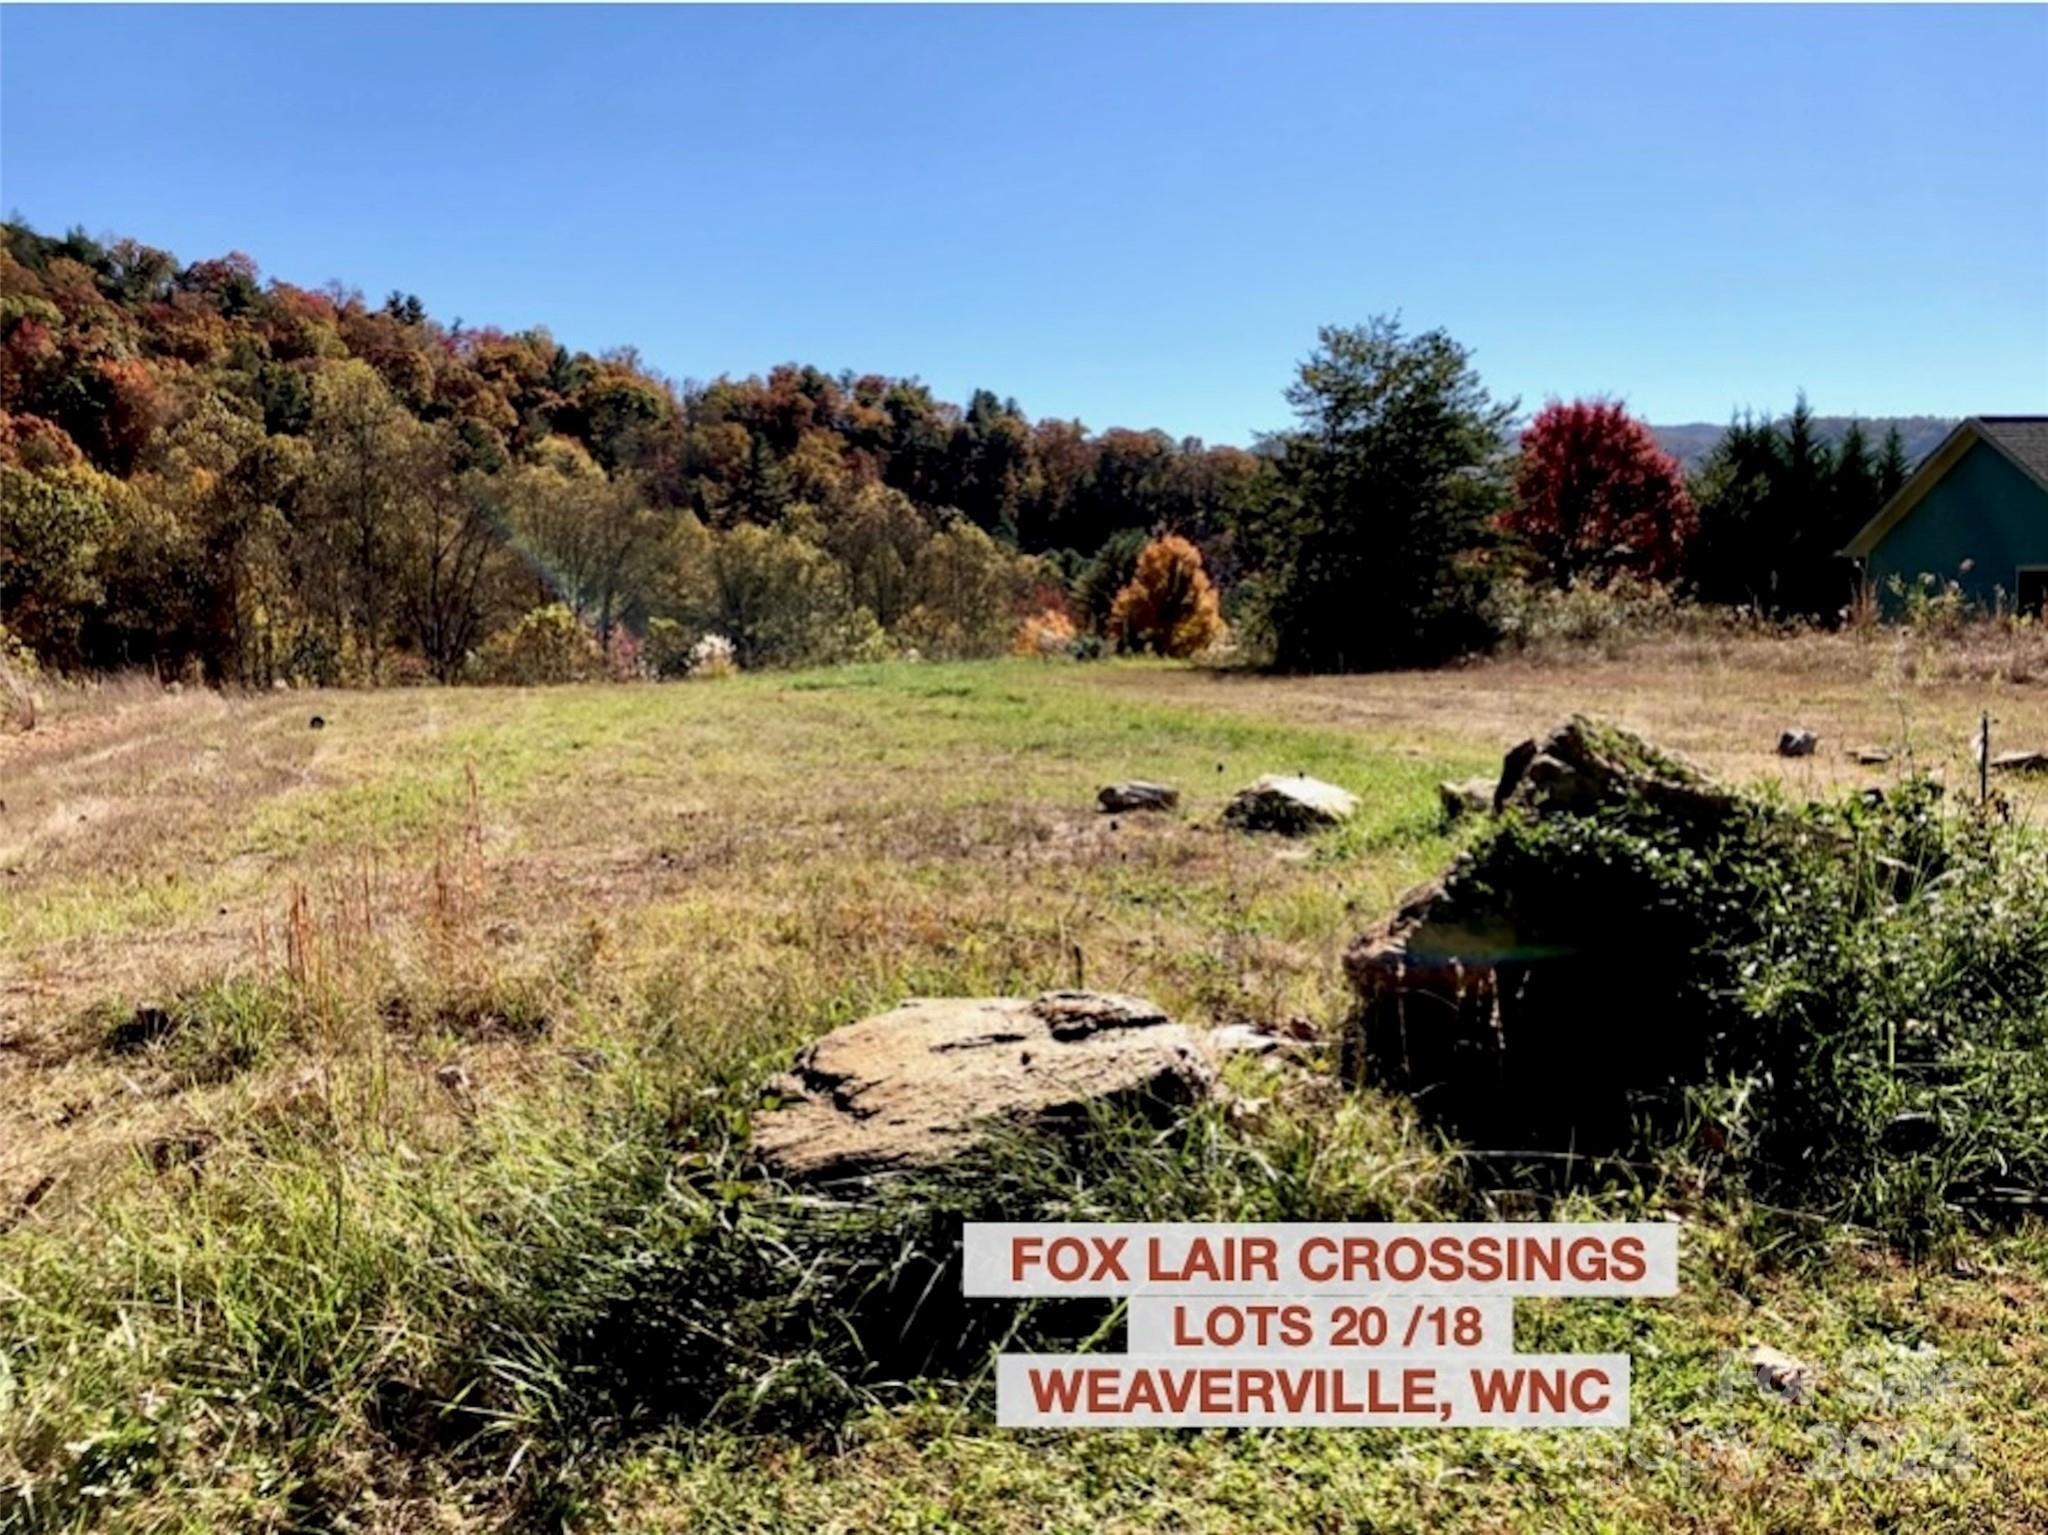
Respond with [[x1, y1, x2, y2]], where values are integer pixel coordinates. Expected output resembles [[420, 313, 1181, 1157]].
[[1651, 416, 1957, 471]]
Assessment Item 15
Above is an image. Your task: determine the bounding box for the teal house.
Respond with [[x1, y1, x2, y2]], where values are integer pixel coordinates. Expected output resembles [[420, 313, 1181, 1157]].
[[1844, 417, 2048, 616]]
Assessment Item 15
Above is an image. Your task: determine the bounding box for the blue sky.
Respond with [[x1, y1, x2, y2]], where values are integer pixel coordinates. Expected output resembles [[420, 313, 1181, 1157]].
[[3, 5, 2044, 443]]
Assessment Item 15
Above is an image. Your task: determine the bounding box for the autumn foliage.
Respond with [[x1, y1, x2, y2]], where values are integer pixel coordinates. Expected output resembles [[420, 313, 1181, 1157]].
[[1011, 607, 1079, 658], [0, 220, 1263, 682], [1109, 535, 1226, 658], [1505, 400, 1695, 584]]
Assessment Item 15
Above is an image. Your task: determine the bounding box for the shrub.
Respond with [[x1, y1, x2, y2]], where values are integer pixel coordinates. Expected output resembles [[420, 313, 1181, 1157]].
[[469, 604, 602, 685], [1073, 527, 1148, 633], [671, 524, 861, 669], [643, 616, 692, 679], [687, 632, 738, 678], [0, 463, 112, 666], [1889, 572, 1972, 639], [1107, 535, 1225, 658], [598, 627, 646, 682], [385, 651, 437, 687], [1484, 572, 1767, 657], [1, 621, 40, 730], [898, 523, 1046, 659], [1012, 607, 1077, 658]]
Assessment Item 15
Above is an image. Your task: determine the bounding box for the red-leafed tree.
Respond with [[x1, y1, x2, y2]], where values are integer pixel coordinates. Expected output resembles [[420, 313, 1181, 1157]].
[[1506, 400, 1695, 584]]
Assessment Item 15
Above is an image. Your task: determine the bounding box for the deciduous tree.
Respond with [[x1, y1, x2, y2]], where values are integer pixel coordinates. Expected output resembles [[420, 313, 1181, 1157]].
[[1505, 400, 1694, 584], [1108, 534, 1225, 657]]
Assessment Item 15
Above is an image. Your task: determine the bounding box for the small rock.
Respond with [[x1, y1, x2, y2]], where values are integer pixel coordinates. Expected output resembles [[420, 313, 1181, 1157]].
[[434, 1063, 473, 1095], [1777, 728, 1819, 758], [1098, 781, 1180, 813], [1991, 750, 2048, 776], [1208, 1023, 1313, 1061], [1438, 777, 1496, 822], [1223, 775, 1359, 834], [1746, 1344, 1818, 1402], [271, 678, 290, 692], [1849, 747, 1892, 766], [309, 715, 326, 730]]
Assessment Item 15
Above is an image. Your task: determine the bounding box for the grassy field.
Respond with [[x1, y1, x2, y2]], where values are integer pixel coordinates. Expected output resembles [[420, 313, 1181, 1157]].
[[3, 643, 2046, 1532]]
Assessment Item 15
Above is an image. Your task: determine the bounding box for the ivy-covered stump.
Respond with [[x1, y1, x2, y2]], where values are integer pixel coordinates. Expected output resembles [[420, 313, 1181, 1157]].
[[1341, 716, 1999, 1203]]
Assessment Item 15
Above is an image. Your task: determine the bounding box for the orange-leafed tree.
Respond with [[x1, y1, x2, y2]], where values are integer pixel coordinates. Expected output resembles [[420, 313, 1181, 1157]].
[[1108, 534, 1225, 658], [1012, 606, 1077, 658], [1505, 400, 1695, 585]]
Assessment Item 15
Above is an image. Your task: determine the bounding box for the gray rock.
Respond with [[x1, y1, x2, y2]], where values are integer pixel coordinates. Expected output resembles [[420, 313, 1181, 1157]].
[[1208, 1023, 1314, 1062], [752, 991, 1213, 1182], [1850, 746, 1892, 766], [1777, 728, 1819, 758], [1746, 1344, 1818, 1403], [1223, 775, 1359, 834], [1098, 781, 1180, 813], [1438, 777, 1496, 822], [1991, 750, 2048, 776], [1494, 716, 1732, 824]]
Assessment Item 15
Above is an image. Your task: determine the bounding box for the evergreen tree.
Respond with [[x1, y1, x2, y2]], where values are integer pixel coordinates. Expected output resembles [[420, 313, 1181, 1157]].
[[1244, 317, 1512, 671], [1684, 414, 1781, 610], [1876, 425, 1912, 501], [1686, 399, 1866, 620], [1831, 420, 1882, 545]]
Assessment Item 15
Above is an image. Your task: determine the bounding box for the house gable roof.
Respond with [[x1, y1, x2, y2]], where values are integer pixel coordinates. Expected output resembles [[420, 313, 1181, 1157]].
[[1842, 415, 2048, 558], [1977, 417, 2048, 486]]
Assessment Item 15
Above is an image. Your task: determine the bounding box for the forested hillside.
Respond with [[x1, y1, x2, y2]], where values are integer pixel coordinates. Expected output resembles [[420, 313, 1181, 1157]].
[[1, 221, 1944, 690], [0, 222, 1267, 682]]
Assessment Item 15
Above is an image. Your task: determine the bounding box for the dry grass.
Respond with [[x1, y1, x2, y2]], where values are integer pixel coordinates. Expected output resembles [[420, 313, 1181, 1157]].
[[2, 644, 2044, 1532], [1123, 630, 2048, 808], [5, 638, 2042, 1232]]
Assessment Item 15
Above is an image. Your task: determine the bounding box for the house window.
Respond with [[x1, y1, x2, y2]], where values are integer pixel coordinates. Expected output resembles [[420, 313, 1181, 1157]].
[[2019, 568, 2048, 619]]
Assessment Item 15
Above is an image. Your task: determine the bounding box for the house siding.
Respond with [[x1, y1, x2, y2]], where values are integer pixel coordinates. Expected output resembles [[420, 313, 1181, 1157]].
[[1867, 439, 2048, 614]]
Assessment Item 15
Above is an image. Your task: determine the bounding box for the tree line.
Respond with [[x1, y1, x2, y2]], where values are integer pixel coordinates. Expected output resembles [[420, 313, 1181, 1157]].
[[0, 220, 1921, 684]]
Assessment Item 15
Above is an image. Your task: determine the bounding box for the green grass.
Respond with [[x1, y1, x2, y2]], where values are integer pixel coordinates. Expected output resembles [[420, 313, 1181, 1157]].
[[2, 660, 2043, 1533]]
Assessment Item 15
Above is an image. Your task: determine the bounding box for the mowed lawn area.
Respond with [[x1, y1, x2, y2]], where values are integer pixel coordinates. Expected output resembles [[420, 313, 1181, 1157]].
[[3, 646, 2046, 1532]]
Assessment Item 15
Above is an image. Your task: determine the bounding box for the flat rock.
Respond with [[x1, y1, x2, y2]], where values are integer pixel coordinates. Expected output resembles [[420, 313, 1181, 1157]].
[[1098, 781, 1180, 813], [1849, 746, 1892, 766], [752, 991, 1213, 1182], [1223, 774, 1359, 834], [1991, 750, 2048, 776], [1208, 1022, 1314, 1061]]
